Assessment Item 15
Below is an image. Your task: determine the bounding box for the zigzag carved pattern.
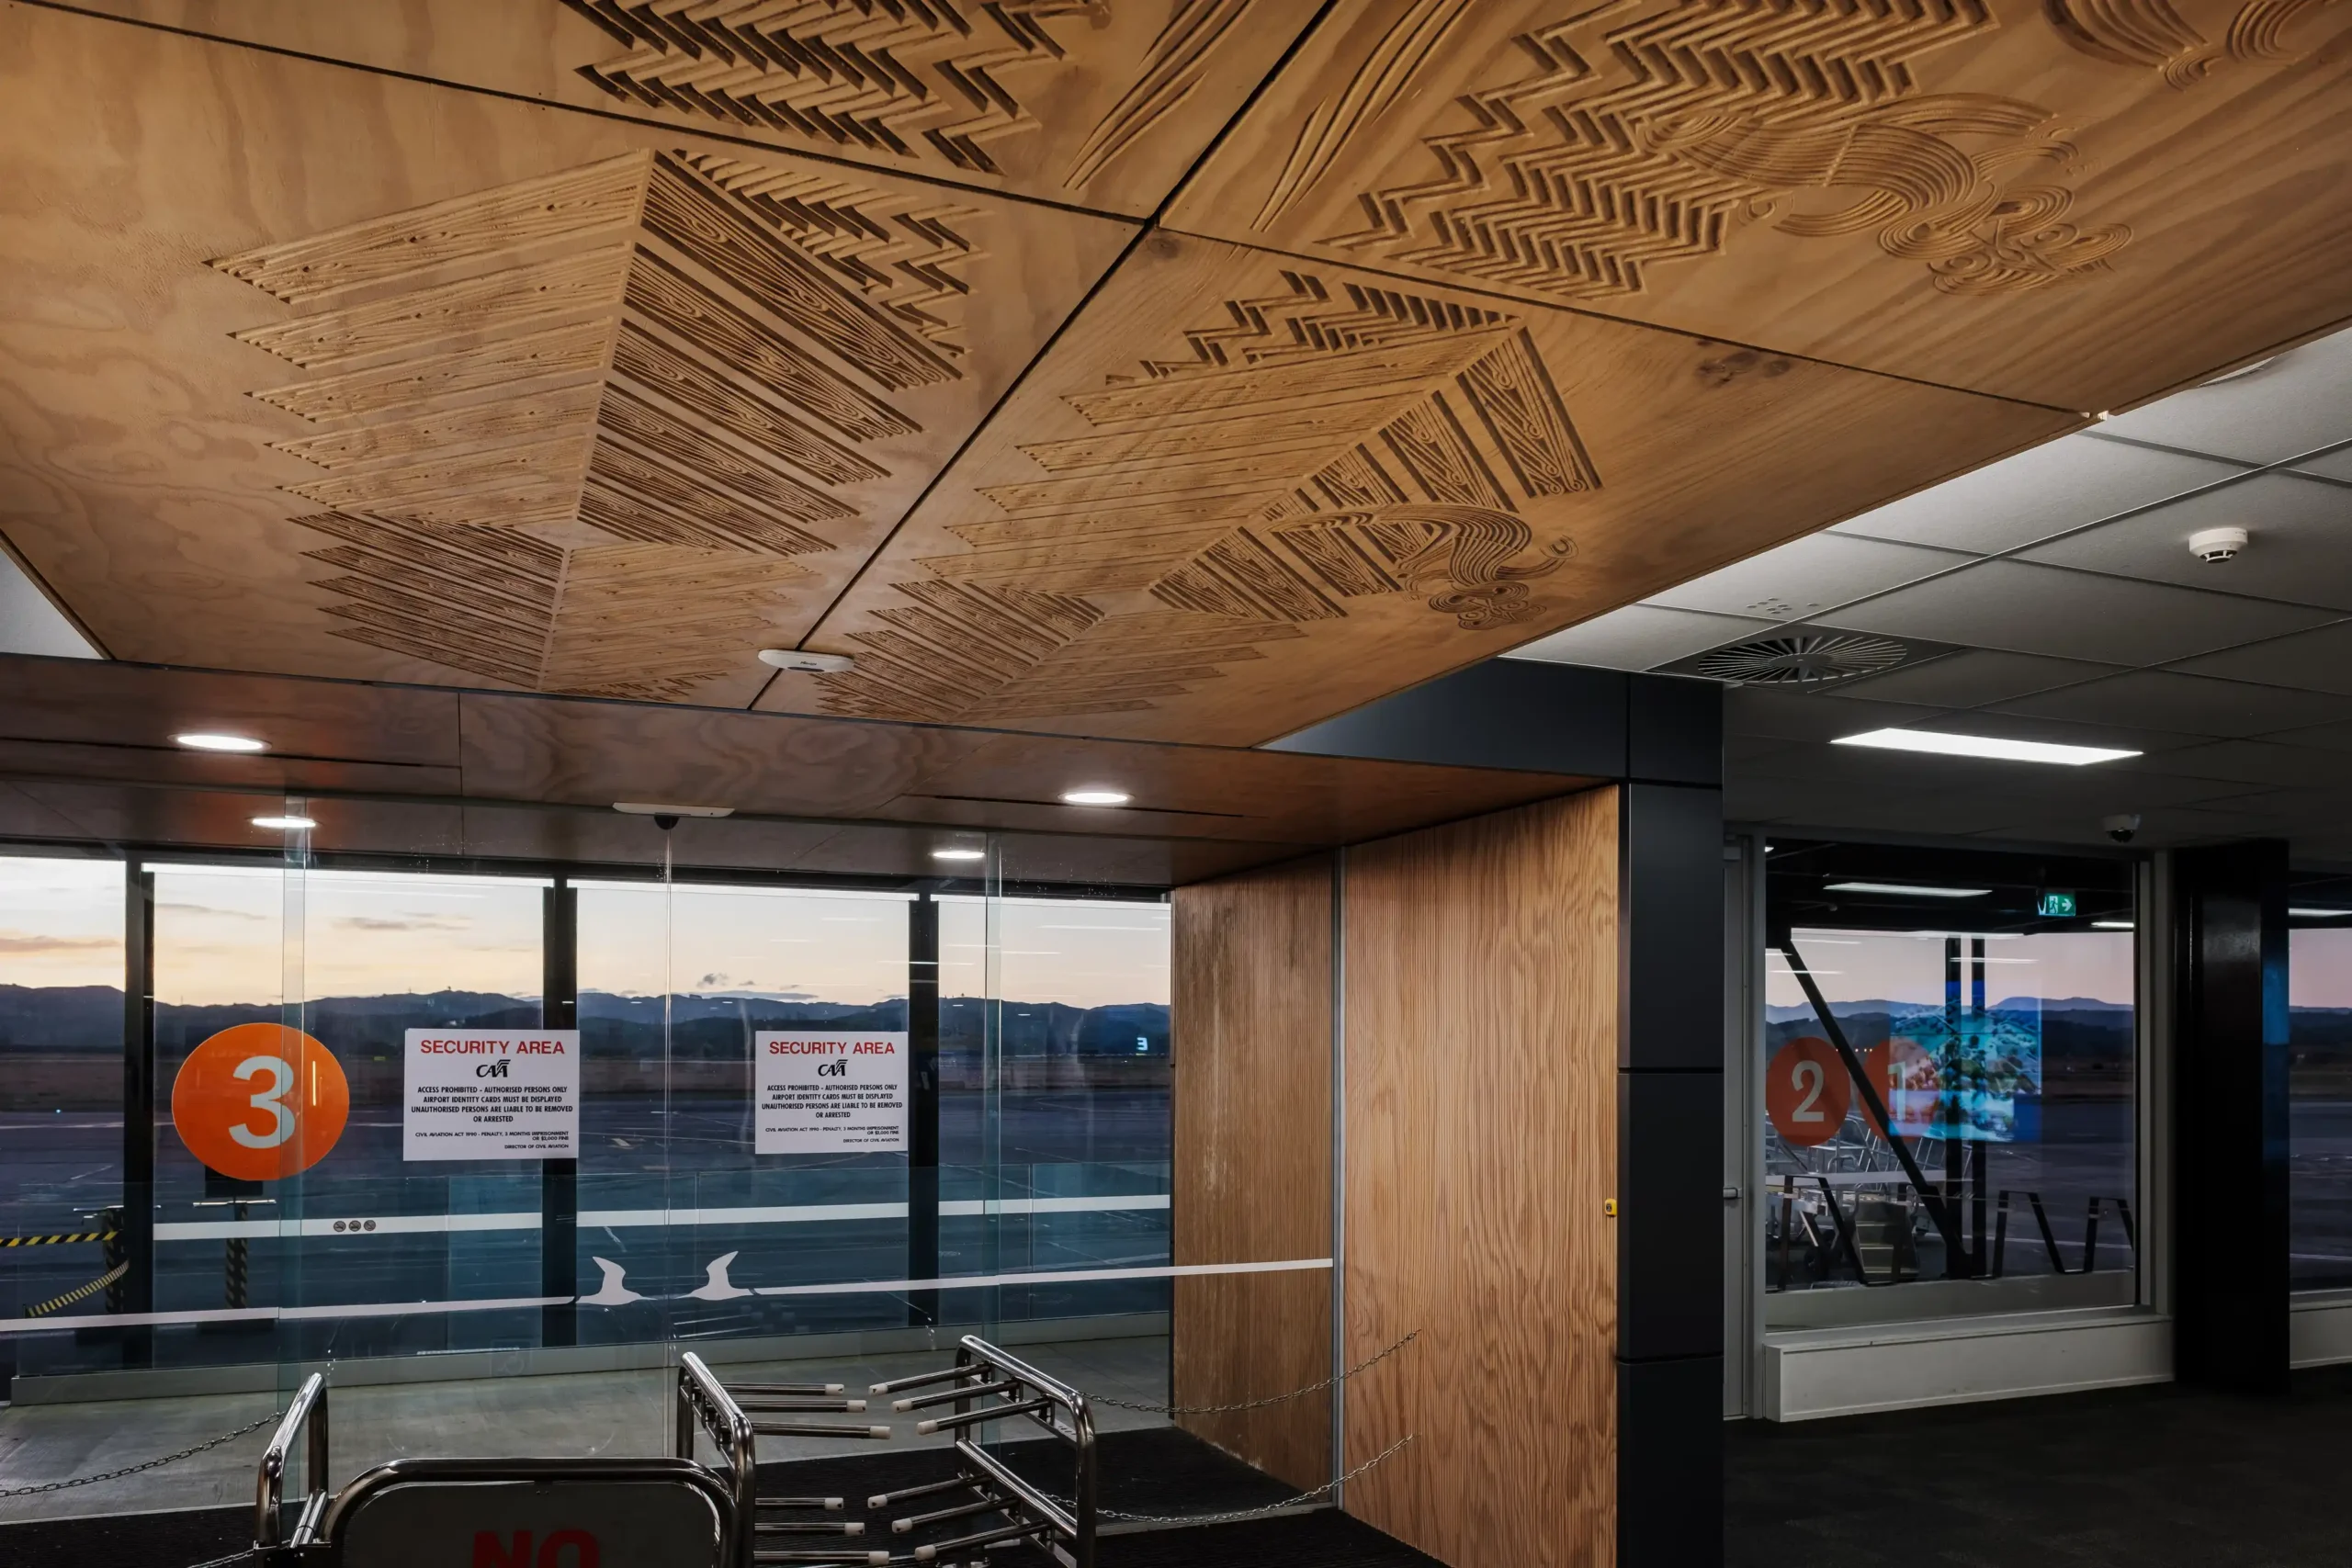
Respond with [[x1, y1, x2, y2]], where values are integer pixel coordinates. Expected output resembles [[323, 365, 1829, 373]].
[[561, 0, 1098, 175], [1324, 0, 2137, 299], [817, 271, 1595, 725], [214, 150, 967, 698]]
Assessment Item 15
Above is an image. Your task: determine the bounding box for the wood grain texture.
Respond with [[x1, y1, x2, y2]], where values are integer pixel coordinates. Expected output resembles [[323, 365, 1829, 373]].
[[74, 0, 1316, 217], [1341, 787, 1620, 1567], [0, 4, 1128, 704], [1170, 855, 1336, 1490], [0, 653, 1580, 874], [1166, 0, 2352, 410], [775, 231, 2067, 743]]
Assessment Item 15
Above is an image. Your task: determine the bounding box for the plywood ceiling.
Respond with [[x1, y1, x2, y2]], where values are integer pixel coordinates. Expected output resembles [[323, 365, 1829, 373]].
[[4, 0, 2347, 747]]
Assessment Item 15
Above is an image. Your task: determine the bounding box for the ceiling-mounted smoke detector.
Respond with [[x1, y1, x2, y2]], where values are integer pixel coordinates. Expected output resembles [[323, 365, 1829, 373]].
[[1686, 631, 1911, 687], [2188, 526, 2247, 563], [759, 649, 855, 674]]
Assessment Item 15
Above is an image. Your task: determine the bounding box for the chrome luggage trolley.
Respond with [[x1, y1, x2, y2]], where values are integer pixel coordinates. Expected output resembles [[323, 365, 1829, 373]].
[[254, 1368, 741, 1568]]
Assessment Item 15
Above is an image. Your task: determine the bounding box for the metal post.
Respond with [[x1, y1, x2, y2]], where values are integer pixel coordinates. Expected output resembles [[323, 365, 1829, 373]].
[[1970, 937, 1987, 1270], [908, 892, 941, 1327], [119, 861, 155, 1364], [541, 879, 578, 1348]]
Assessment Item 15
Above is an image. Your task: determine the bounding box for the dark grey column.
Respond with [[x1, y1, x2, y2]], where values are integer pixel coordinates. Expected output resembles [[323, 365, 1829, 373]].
[[541, 879, 579, 1348], [908, 892, 942, 1325], [118, 861, 155, 1366], [2172, 840, 2290, 1394], [1617, 682, 1724, 1568]]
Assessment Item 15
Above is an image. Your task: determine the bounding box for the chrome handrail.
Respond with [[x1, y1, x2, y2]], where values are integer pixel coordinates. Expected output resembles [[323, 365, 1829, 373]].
[[254, 1371, 329, 1550], [676, 1352, 757, 1568], [950, 1336, 1096, 1568]]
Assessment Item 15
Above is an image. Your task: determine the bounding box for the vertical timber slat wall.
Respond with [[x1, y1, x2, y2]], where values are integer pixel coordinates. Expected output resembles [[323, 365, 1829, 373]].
[[1342, 789, 1621, 1567], [1170, 854, 1335, 1490]]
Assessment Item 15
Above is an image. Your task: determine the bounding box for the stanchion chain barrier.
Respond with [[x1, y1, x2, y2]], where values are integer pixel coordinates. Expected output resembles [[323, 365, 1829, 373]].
[[1087, 1327, 1419, 1414], [1065, 1432, 1419, 1527], [0, 1405, 286, 1498], [21, 1260, 128, 1319]]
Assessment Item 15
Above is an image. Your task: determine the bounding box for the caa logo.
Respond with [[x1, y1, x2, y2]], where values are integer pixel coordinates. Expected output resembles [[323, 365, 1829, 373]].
[[474, 1530, 597, 1567]]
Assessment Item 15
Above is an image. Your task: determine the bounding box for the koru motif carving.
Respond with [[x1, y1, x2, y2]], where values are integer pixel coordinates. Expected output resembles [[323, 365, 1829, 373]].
[[2043, 0, 2344, 84], [817, 271, 1596, 726], [1294, 0, 2144, 299], [213, 150, 972, 699]]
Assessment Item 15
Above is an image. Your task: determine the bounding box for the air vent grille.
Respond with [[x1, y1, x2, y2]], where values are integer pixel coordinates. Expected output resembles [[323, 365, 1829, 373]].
[[1690, 632, 1910, 686]]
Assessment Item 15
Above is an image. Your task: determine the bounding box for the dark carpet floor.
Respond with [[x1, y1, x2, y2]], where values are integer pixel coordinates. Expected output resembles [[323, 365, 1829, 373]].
[[0, 1427, 1440, 1568], [1727, 1364, 2352, 1568]]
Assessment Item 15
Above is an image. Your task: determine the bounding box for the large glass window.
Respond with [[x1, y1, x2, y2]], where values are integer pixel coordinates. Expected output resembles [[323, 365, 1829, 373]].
[[1761, 841, 2138, 1325], [2290, 877, 2352, 1292], [0, 854, 122, 1328]]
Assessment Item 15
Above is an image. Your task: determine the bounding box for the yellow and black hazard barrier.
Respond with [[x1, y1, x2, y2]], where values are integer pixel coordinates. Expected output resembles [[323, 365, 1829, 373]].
[[0, 1229, 116, 1248], [23, 1261, 130, 1319]]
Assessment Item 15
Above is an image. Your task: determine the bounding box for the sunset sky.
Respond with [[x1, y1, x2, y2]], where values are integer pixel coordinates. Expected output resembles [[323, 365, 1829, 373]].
[[0, 856, 1171, 1011]]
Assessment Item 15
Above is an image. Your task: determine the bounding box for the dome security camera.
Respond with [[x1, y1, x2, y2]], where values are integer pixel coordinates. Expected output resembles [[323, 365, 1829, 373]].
[[2104, 813, 2142, 843], [2188, 526, 2247, 563]]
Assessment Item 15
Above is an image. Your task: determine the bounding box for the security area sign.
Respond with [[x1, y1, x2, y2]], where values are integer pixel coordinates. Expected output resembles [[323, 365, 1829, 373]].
[[755, 1032, 908, 1155], [403, 1031, 580, 1161]]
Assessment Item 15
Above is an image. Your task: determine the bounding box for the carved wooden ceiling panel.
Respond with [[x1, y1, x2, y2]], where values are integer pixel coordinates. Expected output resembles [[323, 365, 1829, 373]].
[[76, 0, 1317, 216], [758, 234, 2065, 742], [1167, 0, 2352, 409], [3, 1, 2347, 753], [0, 6, 1128, 704]]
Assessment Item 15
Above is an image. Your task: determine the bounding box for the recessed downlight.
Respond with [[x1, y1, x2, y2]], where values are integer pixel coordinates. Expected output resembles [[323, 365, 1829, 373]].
[[1832, 728, 2140, 766], [175, 732, 266, 753], [1060, 788, 1131, 807], [932, 848, 986, 863], [1823, 881, 1989, 898], [252, 815, 316, 830]]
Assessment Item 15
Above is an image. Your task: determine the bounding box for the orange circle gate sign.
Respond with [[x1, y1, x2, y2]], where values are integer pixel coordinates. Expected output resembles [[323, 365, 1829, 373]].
[[171, 1022, 350, 1180], [1766, 1035, 1852, 1148]]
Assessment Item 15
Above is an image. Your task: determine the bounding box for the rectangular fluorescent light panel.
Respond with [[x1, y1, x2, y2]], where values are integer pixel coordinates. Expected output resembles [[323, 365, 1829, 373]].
[[1824, 881, 1990, 898], [2292, 908, 2352, 918], [1833, 728, 2141, 765], [2093, 920, 2134, 930]]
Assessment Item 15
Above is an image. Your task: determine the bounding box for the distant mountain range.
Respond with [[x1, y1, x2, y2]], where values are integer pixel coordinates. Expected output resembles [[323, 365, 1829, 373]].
[[0, 985, 1169, 1058], [1764, 998, 2134, 1022]]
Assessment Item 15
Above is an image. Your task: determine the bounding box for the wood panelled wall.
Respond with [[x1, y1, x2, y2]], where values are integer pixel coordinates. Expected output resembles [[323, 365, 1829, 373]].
[[1342, 788, 1621, 1566], [1169, 854, 1335, 1489]]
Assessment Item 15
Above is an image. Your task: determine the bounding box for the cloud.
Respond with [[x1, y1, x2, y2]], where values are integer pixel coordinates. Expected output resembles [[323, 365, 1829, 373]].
[[158, 901, 269, 921], [0, 932, 114, 953], [698, 972, 730, 987], [334, 914, 469, 933]]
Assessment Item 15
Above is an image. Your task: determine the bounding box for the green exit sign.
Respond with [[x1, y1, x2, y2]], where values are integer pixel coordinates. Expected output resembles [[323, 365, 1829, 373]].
[[2039, 891, 2077, 918]]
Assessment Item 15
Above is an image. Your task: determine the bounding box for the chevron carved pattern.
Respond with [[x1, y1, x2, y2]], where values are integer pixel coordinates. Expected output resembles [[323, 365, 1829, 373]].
[[817, 271, 1595, 725], [561, 0, 1106, 175], [1316, 0, 2140, 300], [212, 149, 969, 700]]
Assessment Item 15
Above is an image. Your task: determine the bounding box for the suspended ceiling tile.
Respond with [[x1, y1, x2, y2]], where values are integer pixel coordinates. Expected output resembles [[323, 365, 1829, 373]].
[[1997, 660, 2352, 736], [769, 233, 2064, 744], [1722, 689, 1954, 744], [2169, 622, 2352, 695], [0, 6, 1133, 707], [2257, 719, 2352, 756], [1164, 0, 2352, 410], [72, 0, 1314, 217], [0, 552, 96, 659], [1828, 650, 2124, 709], [2097, 327, 2352, 462], [2018, 473, 2352, 611], [1911, 706, 2218, 754], [1828, 434, 2246, 555], [1818, 559, 2337, 665], [2109, 739, 2352, 789], [1506, 605, 1781, 672], [2289, 443, 2352, 482], [1644, 534, 1971, 624]]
